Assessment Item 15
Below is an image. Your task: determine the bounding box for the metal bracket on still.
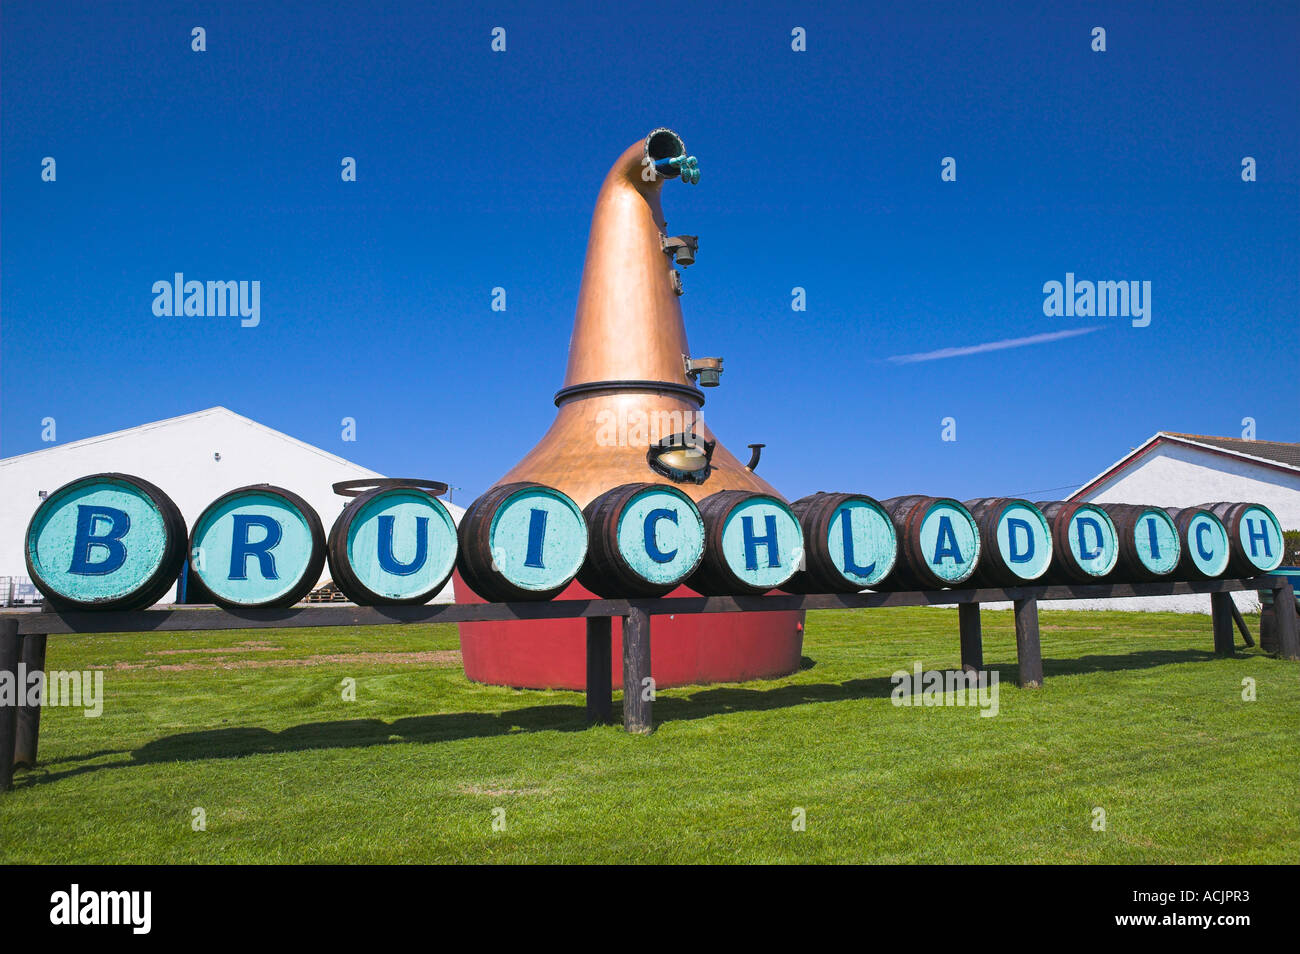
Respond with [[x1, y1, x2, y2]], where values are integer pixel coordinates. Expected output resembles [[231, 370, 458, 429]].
[[684, 355, 724, 388], [662, 234, 698, 267]]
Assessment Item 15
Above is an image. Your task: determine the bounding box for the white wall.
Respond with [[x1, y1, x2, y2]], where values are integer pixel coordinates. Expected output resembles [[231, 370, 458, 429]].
[[0, 408, 464, 604], [974, 592, 1261, 614]]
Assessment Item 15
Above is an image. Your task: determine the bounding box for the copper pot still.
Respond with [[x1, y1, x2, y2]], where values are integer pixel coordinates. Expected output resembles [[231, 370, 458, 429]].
[[457, 128, 805, 690]]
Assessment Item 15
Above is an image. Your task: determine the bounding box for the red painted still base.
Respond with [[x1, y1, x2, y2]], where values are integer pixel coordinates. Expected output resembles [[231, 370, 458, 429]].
[[454, 571, 805, 690]]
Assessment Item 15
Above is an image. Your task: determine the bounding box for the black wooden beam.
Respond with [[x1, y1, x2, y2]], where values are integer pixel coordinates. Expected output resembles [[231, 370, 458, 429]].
[[0, 576, 1281, 637], [0, 597, 636, 635]]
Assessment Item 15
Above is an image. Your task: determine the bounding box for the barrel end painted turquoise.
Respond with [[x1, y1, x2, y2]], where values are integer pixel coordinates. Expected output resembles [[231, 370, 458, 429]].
[[1200, 501, 1285, 575], [690, 491, 805, 596], [327, 486, 458, 605], [577, 483, 706, 598], [188, 485, 326, 608], [1038, 501, 1120, 583], [456, 482, 588, 602], [1167, 506, 1232, 580], [784, 492, 898, 593], [24, 473, 187, 610], [876, 496, 981, 590], [964, 498, 1053, 586]]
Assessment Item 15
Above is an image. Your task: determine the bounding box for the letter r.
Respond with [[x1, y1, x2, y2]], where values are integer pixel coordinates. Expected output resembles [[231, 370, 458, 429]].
[[228, 514, 282, 580]]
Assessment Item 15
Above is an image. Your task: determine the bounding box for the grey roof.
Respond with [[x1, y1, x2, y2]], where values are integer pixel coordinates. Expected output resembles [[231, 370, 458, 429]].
[[1162, 432, 1300, 469]]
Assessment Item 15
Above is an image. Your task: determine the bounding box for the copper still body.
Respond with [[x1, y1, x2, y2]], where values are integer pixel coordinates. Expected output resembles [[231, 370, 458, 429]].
[[457, 128, 804, 689]]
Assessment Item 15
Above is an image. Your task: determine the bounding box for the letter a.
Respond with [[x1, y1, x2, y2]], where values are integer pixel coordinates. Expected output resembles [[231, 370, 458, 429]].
[[932, 516, 963, 565]]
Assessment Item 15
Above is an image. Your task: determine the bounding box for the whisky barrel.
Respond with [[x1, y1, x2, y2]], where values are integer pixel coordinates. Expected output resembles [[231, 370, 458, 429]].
[[457, 482, 588, 601], [963, 498, 1052, 585], [189, 484, 326, 608], [1098, 503, 1181, 581], [1167, 506, 1230, 580], [576, 483, 705, 598], [24, 472, 187, 610], [783, 492, 897, 592], [688, 490, 804, 595], [326, 485, 459, 605], [875, 496, 981, 589], [1199, 502, 1284, 575], [1036, 501, 1119, 583]]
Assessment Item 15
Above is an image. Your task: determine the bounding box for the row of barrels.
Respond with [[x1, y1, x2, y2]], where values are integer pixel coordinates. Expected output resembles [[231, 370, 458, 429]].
[[785, 495, 1282, 591], [23, 472, 1286, 610]]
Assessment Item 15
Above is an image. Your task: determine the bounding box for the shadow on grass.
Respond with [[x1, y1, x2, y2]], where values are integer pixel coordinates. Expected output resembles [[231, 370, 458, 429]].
[[133, 673, 904, 763], [13, 646, 1223, 790], [14, 676, 901, 789], [1040, 647, 1216, 678]]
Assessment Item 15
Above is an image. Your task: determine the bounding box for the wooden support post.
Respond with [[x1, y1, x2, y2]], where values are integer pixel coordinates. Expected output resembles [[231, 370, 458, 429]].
[[1259, 601, 1276, 653], [958, 603, 983, 674], [1210, 592, 1236, 656], [621, 605, 653, 734], [1229, 603, 1254, 648], [1013, 598, 1043, 688], [585, 617, 612, 725], [1275, 581, 1299, 662], [0, 619, 20, 791], [15, 634, 48, 767]]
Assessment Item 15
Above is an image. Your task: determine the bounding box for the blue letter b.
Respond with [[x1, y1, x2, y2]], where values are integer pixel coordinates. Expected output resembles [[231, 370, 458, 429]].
[[68, 505, 130, 576]]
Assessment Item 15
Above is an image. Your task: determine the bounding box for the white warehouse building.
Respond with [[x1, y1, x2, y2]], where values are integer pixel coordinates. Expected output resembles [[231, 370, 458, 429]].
[[0, 407, 464, 606], [1053, 431, 1299, 613], [1071, 432, 1300, 530], [952, 432, 1298, 616]]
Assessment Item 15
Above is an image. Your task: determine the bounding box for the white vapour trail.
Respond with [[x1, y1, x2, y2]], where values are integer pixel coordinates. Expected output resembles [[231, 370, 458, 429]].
[[887, 326, 1101, 364]]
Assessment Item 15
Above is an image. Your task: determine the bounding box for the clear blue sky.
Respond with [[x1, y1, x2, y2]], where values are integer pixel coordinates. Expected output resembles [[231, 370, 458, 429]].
[[3, 0, 1297, 503]]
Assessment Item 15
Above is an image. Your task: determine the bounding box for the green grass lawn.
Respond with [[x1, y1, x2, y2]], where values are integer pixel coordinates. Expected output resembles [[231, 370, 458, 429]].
[[1, 607, 1295, 864]]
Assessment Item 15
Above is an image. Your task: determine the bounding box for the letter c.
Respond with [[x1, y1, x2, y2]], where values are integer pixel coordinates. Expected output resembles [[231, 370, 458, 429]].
[[644, 508, 678, 564], [1195, 521, 1215, 561]]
